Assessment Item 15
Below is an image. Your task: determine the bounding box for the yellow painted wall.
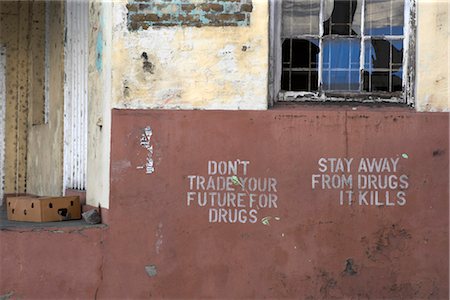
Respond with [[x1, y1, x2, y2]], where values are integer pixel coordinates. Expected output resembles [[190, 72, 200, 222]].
[[110, 0, 269, 110], [26, 1, 65, 196], [416, 0, 449, 111], [87, 1, 112, 209]]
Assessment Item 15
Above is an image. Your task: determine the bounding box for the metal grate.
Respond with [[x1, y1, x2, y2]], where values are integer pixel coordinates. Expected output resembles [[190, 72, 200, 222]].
[[280, 0, 406, 99]]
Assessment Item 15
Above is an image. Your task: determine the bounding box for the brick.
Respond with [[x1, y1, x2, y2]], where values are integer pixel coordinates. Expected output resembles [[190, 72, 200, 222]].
[[151, 22, 178, 27], [199, 3, 223, 12], [131, 13, 171, 22], [130, 14, 148, 22], [126, 4, 139, 12], [138, 3, 151, 10], [178, 14, 199, 23], [205, 13, 246, 22], [240, 4, 252, 12], [155, 3, 179, 14], [127, 0, 252, 29], [181, 4, 196, 12], [128, 22, 140, 30]]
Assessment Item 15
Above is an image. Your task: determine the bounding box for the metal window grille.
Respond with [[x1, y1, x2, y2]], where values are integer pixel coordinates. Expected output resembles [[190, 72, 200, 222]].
[[279, 0, 411, 103]]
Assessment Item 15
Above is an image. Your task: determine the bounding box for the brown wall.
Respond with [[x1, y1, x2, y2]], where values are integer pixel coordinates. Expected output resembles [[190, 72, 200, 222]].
[[0, 225, 106, 299], [1, 108, 448, 299]]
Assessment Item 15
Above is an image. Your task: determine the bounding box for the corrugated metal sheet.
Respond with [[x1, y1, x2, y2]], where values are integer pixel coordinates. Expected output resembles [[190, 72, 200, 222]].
[[0, 46, 6, 204], [63, 0, 88, 191]]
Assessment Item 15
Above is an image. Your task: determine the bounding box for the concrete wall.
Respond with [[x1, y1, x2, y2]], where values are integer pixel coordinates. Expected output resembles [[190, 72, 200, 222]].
[[87, 1, 112, 209], [416, 0, 449, 111], [26, 1, 65, 196]]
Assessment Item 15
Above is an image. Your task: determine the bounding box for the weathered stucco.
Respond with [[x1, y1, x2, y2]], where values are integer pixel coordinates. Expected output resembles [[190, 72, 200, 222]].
[[26, 1, 65, 196], [416, 0, 449, 111], [111, 0, 268, 110], [87, 1, 112, 209]]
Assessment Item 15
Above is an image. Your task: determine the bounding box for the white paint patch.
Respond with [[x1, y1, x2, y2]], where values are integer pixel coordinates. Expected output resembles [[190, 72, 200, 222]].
[[217, 44, 237, 74], [0, 45, 6, 205], [138, 126, 154, 174], [112, 160, 131, 172], [155, 222, 163, 255], [156, 88, 182, 103]]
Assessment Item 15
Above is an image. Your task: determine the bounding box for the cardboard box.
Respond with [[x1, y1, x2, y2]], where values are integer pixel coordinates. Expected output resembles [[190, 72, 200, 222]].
[[6, 196, 81, 222]]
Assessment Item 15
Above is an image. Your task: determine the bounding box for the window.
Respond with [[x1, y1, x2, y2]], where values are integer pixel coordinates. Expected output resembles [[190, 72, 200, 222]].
[[270, 0, 416, 104]]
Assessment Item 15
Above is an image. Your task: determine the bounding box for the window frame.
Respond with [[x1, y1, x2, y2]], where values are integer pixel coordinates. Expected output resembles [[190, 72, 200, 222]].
[[269, 0, 417, 106]]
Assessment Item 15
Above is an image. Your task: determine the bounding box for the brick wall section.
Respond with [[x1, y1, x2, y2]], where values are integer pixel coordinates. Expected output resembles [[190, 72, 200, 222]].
[[126, 0, 253, 30]]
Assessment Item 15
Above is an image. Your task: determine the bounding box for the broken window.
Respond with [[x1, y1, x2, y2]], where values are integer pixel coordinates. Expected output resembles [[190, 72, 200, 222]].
[[278, 0, 412, 102]]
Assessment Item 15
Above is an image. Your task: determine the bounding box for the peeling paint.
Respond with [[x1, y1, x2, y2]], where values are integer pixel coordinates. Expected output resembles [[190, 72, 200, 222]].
[[138, 126, 154, 174], [155, 222, 163, 254], [96, 30, 103, 72], [144, 265, 157, 277], [0, 291, 14, 300]]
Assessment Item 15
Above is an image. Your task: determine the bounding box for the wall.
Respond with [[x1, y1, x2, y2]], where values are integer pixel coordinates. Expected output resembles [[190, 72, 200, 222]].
[[1, 108, 448, 299], [106, 0, 450, 113], [0, 1, 29, 198], [81, 0, 450, 211], [106, 108, 449, 299], [87, 1, 112, 209], [0, 225, 106, 299], [110, 0, 268, 110], [416, 0, 450, 111], [26, 1, 65, 196], [87, 0, 267, 208]]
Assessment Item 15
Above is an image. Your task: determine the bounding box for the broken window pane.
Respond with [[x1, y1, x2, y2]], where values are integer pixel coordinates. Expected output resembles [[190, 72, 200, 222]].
[[281, 39, 319, 91], [279, 0, 406, 96], [322, 39, 360, 91], [282, 0, 321, 36], [364, 39, 403, 91], [323, 0, 361, 36], [365, 0, 404, 35]]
